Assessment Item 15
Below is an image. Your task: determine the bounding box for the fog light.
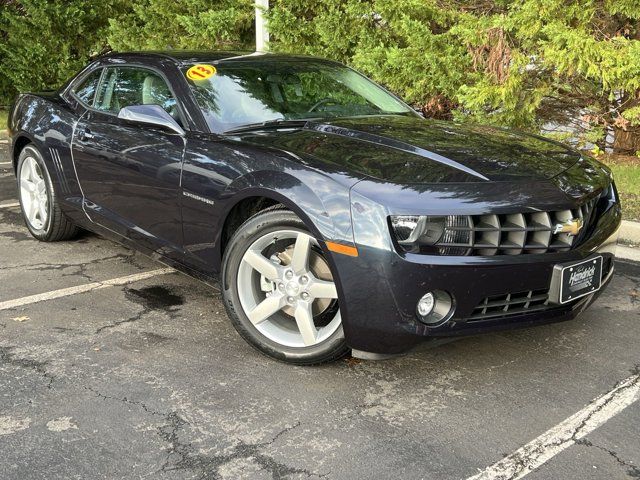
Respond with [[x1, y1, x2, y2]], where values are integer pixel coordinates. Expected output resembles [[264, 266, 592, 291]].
[[417, 293, 435, 316], [416, 290, 454, 326]]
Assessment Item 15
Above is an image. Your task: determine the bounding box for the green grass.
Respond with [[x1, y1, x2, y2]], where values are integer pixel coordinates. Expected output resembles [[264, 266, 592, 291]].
[[602, 158, 640, 222]]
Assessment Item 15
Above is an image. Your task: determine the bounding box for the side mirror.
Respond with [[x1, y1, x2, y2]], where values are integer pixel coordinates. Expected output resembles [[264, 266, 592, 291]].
[[117, 104, 185, 135]]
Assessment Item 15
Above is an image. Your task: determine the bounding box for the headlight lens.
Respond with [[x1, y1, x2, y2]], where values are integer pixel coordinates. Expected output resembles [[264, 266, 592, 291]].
[[390, 215, 446, 247], [390, 215, 421, 243], [390, 215, 472, 254]]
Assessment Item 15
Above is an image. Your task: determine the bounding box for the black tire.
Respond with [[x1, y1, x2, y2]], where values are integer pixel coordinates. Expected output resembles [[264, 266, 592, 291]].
[[221, 207, 349, 365], [16, 145, 79, 242]]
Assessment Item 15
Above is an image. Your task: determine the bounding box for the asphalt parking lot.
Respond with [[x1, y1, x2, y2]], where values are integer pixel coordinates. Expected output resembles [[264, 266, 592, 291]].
[[1, 138, 639, 480]]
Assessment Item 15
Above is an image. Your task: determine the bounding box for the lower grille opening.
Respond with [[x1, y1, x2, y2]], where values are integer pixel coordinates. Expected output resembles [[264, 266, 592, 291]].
[[467, 256, 612, 323], [469, 289, 551, 322]]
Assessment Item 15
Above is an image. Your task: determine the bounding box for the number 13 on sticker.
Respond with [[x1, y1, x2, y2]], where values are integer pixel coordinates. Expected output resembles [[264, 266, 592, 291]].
[[186, 64, 216, 81]]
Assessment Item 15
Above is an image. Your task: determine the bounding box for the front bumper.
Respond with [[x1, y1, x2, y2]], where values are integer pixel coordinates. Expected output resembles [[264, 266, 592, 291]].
[[329, 190, 622, 355]]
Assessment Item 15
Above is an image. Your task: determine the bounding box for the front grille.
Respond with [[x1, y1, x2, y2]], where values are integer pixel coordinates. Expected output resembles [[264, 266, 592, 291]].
[[469, 289, 550, 321], [437, 198, 598, 256]]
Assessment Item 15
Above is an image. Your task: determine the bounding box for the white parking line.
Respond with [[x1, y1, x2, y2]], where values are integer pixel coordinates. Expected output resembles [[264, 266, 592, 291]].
[[0, 202, 20, 209], [467, 373, 640, 480], [0, 268, 174, 311]]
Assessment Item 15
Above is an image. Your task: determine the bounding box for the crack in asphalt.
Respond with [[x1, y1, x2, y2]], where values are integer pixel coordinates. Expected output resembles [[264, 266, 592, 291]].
[[158, 417, 328, 479], [83, 385, 166, 416], [576, 438, 640, 478], [0, 253, 144, 283], [1, 338, 315, 478], [95, 306, 150, 334], [82, 383, 327, 479], [0, 345, 54, 389], [496, 368, 640, 480]]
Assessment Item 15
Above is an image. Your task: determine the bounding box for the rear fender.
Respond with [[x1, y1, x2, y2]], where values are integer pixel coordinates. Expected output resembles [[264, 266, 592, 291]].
[[9, 94, 85, 215]]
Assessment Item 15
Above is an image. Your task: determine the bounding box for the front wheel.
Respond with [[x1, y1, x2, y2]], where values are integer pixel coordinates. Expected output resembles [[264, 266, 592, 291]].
[[221, 208, 348, 365]]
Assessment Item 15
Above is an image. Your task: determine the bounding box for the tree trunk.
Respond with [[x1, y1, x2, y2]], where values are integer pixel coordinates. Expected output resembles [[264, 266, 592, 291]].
[[613, 126, 640, 155]]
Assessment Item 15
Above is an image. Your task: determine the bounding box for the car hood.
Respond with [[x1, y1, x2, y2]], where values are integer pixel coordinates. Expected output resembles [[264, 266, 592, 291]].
[[243, 115, 583, 184]]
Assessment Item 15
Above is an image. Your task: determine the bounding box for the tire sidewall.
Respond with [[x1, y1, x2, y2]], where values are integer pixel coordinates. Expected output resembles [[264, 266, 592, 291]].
[[221, 209, 347, 364], [17, 145, 54, 240]]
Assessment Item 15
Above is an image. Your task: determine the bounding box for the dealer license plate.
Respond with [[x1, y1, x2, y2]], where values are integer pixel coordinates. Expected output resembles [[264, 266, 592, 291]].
[[548, 256, 603, 305]]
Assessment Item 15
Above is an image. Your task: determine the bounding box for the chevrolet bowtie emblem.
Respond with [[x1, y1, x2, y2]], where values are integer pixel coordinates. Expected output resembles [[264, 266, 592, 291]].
[[553, 218, 584, 236]]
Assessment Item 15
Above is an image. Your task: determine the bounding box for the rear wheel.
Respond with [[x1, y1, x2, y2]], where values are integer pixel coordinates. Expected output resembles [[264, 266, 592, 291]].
[[221, 208, 348, 365], [17, 145, 79, 241]]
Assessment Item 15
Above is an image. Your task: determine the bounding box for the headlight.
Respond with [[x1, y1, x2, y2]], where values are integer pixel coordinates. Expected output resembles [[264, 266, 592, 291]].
[[390, 216, 445, 246], [390, 215, 472, 254]]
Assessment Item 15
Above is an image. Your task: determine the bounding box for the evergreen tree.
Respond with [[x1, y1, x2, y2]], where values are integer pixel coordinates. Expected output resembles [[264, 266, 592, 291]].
[[106, 0, 254, 51], [2, 0, 640, 152], [267, 0, 640, 153], [0, 0, 129, 105]]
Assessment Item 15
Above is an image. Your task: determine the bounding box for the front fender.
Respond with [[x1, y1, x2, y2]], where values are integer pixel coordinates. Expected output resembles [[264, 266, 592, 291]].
[[221, 169, 354, 244], [180, 143, 357, 276]]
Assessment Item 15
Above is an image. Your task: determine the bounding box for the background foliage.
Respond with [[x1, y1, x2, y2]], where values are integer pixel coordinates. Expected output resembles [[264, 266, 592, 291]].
[[1, 0, 640, 154], [0, 0, 129, 105], [267, 0, 640, 154]]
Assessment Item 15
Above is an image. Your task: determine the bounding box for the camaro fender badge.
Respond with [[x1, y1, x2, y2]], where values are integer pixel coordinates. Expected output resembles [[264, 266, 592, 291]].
[[183, 190, 215, 206], [553, 217, 584, 236]]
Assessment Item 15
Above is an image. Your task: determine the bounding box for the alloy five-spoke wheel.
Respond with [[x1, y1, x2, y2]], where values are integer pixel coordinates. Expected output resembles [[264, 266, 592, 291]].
[[19, 155, 49, 230], [222, 207, 348, 364], [16, 145, 79, 242], [238, 230, 341, 347]]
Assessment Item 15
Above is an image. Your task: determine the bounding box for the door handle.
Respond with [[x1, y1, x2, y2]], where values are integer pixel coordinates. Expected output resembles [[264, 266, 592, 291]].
[[80, 127, 95, 141]]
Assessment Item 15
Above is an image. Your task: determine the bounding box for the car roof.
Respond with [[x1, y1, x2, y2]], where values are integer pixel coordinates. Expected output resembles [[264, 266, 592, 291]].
[[100, 51, 340, 67]]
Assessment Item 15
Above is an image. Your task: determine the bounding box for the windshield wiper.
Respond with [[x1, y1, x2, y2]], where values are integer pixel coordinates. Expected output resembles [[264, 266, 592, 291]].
[[223, 119, 313, 135]]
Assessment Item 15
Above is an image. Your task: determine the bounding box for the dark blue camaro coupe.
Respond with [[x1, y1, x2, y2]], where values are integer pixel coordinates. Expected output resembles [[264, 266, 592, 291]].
[[8, 51, 621, 364]]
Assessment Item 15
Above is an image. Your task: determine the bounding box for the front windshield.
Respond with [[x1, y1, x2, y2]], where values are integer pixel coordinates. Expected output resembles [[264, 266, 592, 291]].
[[183, 59, 414, 133]]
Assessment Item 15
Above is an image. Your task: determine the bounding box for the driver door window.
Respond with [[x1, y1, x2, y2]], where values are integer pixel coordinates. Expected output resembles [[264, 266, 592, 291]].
[[94, 67, 179, 120]]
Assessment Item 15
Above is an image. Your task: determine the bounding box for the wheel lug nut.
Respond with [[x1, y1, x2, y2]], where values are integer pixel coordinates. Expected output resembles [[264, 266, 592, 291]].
[[285, 270, 293, 279], [278, 283, 285, 291], [301, 292, 309, 301], [300, 275, 308, 284], [287, 296, 295, 304]]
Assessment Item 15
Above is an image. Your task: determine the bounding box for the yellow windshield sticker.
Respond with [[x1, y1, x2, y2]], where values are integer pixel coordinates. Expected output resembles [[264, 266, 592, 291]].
[[186, 64, 216, 81]]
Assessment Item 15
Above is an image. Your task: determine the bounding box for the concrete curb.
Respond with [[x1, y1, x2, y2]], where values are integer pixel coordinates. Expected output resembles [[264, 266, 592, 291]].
[[616, 245, 640, 263], [619, 220, 640, 245], [617, 221, 640, 263]]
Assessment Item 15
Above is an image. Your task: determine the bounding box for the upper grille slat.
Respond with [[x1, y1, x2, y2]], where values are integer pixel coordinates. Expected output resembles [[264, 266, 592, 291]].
[[435, 198, 599, 256]]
